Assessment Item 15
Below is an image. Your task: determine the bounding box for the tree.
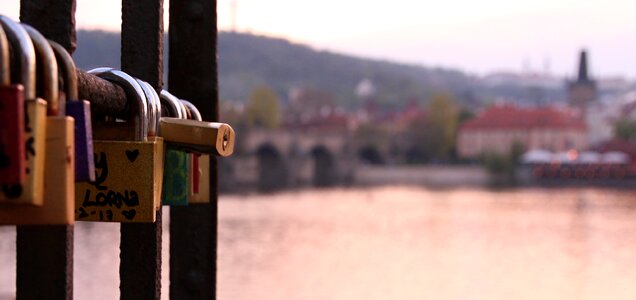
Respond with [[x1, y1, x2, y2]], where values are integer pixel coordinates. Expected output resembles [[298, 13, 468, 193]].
[[404, 92, 458, 163], [480, 140, 524, 185], [427, 92, 458, 159], [245, 85, 281, 129], [614, 119, 636, 141]]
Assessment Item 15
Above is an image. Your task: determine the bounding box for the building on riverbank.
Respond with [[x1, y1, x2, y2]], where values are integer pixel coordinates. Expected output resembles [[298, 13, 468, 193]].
[[457, 105, 587, 159]]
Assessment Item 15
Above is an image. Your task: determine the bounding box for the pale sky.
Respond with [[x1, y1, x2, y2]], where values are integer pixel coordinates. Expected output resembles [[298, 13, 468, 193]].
[[3, 0, 636, 78]]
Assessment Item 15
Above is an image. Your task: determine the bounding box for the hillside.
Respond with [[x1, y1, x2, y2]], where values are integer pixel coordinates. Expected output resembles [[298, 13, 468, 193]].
[[73, 30, 564, 108], [217, 32, 476, 107]]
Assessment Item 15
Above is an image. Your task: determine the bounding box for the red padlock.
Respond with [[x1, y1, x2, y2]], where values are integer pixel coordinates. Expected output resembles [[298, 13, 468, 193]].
[[0, 21, 25, 186]]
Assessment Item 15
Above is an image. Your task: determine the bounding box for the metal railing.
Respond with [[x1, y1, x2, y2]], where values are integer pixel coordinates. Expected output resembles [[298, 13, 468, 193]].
[[15, 0, 218, 299]]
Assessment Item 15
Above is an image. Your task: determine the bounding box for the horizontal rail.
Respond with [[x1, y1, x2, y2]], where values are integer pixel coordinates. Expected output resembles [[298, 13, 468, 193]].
[[76, 69, 129, 117]]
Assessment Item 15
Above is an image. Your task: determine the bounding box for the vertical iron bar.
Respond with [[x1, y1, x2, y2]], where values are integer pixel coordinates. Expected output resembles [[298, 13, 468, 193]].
[[119, 0, 164, 299], [19, 0, 77, 54], [17, 1, 76, 299], [168, 0, 218, 299]]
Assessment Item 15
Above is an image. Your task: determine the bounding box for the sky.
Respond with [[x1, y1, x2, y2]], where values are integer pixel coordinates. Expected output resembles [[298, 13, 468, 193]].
[[2, 0, 636, 79]]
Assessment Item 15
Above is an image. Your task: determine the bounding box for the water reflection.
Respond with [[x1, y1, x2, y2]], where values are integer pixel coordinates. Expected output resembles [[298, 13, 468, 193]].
[[1, 187, 636, 299], [218, 187, 636, 300]]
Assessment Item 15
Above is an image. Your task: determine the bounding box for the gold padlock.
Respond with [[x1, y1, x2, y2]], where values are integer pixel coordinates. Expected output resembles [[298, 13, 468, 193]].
[[159, 90, 236, 157], [0, 17, 47, 206], [181, 100, 210, 204], [0, 24, 75, 225], [75, 69, 163, 223], [136, 78, 164, 210]]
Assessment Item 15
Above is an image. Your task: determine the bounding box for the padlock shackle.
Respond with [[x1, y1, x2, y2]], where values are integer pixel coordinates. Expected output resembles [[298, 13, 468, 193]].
[[180, 100, 202, 122], [23, 24, 59, 116], [176, 98, 187, 120], [0, 24, 9, 86], [89, 68, 149, 141], [49, 41, 78, 101], [0, 16, 35, 100], [159, 90, 183, 119], [137, 79, 160, 137]]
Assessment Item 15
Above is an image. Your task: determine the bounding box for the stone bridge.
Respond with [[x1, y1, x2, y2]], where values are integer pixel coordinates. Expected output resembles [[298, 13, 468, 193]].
[[219, 128, 358, 191]]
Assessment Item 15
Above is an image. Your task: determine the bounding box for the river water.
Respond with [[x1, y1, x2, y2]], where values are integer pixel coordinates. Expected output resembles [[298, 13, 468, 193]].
[[2, 186, 636, 299]]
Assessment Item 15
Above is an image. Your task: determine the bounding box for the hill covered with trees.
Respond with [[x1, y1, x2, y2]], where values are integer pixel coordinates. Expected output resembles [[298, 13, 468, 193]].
[[74, 30, 563, 109]]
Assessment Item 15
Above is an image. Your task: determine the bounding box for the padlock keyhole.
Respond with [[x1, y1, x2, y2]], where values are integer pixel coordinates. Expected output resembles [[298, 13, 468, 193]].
[[222, 131, 229, 151]]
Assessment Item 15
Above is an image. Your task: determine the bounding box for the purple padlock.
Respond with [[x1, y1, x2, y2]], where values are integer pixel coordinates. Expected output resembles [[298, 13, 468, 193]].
[[50, 41, 95, 182]]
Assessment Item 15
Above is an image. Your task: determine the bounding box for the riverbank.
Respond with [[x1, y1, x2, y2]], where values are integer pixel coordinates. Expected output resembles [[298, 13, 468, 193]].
[[220, 163, 636, 194], [220, 165, 491, 193], [354, 165, 490, 188]]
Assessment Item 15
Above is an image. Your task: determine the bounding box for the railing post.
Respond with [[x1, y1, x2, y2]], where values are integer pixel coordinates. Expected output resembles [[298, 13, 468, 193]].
[[16, 1, 76, 299], [119, 0, 164, 299], [168, 0, 219, 298]]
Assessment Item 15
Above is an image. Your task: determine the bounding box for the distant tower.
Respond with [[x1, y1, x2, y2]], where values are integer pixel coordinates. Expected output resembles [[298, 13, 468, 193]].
[[567, 49, 597, 107]]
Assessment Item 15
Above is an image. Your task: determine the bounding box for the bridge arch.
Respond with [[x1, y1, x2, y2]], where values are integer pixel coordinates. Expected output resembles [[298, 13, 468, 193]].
[[310, 145, 337, 187], [256, 143, 287, 191], [358, 144, 385, 165]]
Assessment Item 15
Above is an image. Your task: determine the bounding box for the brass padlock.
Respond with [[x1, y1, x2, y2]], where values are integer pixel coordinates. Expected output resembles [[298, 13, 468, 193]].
[[75, 69, 164, 223], [0, 24, 75, 225], [159, 91, 190, 206], [136, 79, 164, 211], [181, 100, 209, 204], [0, 16, 47, 205], [159, 90, 235, 157]]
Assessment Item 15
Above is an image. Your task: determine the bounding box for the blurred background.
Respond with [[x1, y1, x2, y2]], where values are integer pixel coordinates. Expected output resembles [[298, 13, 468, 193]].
[[4, 0, 636, 299]]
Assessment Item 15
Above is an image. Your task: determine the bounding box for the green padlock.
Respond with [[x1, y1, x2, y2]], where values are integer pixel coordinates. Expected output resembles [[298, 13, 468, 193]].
[[159, 90, 190, 206]]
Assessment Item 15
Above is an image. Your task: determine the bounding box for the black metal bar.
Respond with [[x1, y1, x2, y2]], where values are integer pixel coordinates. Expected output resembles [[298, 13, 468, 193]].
[[17, 1, 75, 300], [19, 0, 77, 54], [168, 0, 218, 299], [119, 0, 164, 299], [16, 226, 73, 300]]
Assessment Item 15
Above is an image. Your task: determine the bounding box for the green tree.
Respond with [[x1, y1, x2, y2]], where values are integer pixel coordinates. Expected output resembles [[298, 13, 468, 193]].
[[245, 85, 281, 129], [403, 92, 458, 163], [480, 140, 524, 185], [614, 119, 636, 141], [427, 92, 458, 159]]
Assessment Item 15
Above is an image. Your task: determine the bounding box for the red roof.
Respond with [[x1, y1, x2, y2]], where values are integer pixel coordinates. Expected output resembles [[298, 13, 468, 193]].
[[460, 105, 586, 130]]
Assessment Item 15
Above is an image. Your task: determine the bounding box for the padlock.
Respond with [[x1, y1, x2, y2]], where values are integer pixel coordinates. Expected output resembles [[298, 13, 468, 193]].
[[50, 41, 95, 182], [136, 79, 164, 210], [137, 79, 160, 137], [0, 16, 47, 205], [0, 23, 75, 225], [75, 69, 164, 223], [181, 100, 210, 204], [0, 23, 25, 186], [159, 90, 190, 206], [159, 90, 235, 157]]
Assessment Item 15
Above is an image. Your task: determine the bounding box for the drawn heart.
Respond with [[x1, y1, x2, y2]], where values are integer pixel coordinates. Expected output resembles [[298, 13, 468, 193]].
[[125, 149, 140, 162], [121, 209, 136, 220]]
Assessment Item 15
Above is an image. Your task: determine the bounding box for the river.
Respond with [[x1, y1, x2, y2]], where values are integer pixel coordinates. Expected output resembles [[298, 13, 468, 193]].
[[2, 186, 636, 299]]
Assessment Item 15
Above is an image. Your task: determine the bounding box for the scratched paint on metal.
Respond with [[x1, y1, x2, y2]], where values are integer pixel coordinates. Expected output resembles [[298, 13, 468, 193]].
[[75, 138, 164, 222], [0, 117, 75, 225], [0, 99, 47, 205]]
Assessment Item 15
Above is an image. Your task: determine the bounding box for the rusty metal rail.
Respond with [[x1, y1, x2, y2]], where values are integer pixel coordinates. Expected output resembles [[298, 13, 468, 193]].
[[76, 70, 129, 116]]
